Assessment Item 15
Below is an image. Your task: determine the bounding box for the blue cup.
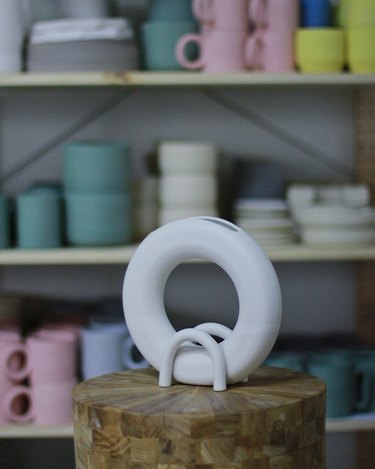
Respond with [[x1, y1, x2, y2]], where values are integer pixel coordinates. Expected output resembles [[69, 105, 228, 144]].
[[149, 0, 195, 21], [16, 192, 63, 249], [142, 21, 198, 70], [0, 195, 11, 249], [264, 352, 305, 371], [65, 192, 132, 246], [63, 141, 131, 193], [301, 0, 331, 27]]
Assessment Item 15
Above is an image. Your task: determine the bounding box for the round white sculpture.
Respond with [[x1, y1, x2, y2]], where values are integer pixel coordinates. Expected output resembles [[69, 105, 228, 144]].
[[122, 217, 282, 389]]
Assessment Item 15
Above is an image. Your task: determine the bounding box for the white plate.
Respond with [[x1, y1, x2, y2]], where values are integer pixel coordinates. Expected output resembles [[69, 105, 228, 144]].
[[299, 206, 375, 227], [302, 227, 375, 246]]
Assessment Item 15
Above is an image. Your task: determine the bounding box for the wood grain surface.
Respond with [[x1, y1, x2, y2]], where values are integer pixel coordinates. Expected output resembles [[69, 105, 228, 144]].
[[73, 367, 326, 468]]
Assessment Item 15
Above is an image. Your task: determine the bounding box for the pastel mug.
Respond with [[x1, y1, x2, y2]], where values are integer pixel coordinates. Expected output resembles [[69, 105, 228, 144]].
[[247, 29, 295, 72], [0, 341, 30, 382], [295, 28, 345, 73], [142, 21, 198, 71], [2, 385, 34, 423], [176, 30, 250, 72], [347, 0, 375, 28], [148, 0, 195, 22], [249, 0, 299, 31], [192, 0, 249, 31], [347, 28, 375, 73]]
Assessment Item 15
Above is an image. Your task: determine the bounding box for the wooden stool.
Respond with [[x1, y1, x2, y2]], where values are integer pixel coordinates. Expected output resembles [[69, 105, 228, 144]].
[[73, 367, 326, 468]]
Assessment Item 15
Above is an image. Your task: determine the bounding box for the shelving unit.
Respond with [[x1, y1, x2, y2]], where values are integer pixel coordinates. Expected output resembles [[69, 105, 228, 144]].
[[0, 72, 374, 446]]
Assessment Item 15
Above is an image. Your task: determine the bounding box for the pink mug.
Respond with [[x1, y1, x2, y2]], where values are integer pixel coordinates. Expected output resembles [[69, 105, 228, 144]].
[[249, 0, 299, 31], [176, 31, 250, 72], [32, 378, 77, 425], [0, 342, 30, 382], [246, 29, 295, 72], [27, 331, 78, 383], [2, 385, 34, 424], [193, 0, 250, 31]]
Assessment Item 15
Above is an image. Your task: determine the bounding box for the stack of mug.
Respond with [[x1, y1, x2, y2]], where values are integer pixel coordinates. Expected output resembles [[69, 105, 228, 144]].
[[176, 0, 252, 72], [158, 141, 219, 225], [296, 0, 345, 73], [63, 141, 133, 246], [340, 0, 375, 73], [0, 329, 33, 424], [1, 326, 80, 425], [141, 0, 198, 70], [247, 0, 299, 72]]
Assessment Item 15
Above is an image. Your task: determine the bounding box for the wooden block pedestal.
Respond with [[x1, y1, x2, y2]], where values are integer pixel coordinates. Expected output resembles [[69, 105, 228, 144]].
[[72, 367, 326, 468]]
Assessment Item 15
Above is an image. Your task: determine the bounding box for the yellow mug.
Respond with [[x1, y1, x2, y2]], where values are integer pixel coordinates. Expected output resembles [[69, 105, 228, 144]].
[[334, 0, 351, 28], [347, 28, 375, 73], [295, 28, 345, 73], [348, 0, 375, 28]]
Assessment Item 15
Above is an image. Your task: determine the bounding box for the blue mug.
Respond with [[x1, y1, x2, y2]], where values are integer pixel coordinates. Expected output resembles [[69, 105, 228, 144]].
[[301, 0, 331, 27]]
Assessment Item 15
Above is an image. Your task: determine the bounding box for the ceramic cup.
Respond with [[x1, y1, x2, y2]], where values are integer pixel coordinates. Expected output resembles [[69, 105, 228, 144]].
[[0, 341, 30, 383], [2, 385, 34, 424], [192, 0, 249, 32], [347, 0, 375, 28], [27, 331, 78, 383], [295, 28, 345, 73], [249, 0, 299, 31], [65, 192, 132, 246], [307, 355, 353, 417], [149, 0, 195, 22], [300, 0, 331, 27], [63, 141, 131, 193], [247, 29, 295, 72], [16, 191, 63, 249], [159, 175, 218, 207], [0, 196, 10, 249], [176, 30, 250, 72], [264, 352, 305, 371], [0, 379, 13, 423], [0, 0, 25, 72], [32, 378, 77, 425], [347, 28, 375, 74], [59, 0, 109, 18], [142, 21, 198, 71], [80, 324, 129, 380]]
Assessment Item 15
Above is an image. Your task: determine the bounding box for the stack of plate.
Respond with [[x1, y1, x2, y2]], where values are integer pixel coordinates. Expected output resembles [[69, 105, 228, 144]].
[[298, 206, 375, 247], [27, 18, 139, 72], [234, 199, 296, 247]]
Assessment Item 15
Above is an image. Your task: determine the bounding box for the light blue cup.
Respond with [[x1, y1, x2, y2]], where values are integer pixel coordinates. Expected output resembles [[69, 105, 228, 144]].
[[16, 191, 63, 249], [142, 21, 198, 70], [148, 0, 195, 22], [65, 192, 132, 246], [264, 352, 305, 372], [63, 141, 131, 193], [0, 195, 11, 249]]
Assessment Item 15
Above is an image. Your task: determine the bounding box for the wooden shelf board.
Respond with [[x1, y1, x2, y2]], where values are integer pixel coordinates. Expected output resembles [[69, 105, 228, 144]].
[[0, 244, 375, 265], [0, 72, 374, 88], [0, 424, 73, 439]]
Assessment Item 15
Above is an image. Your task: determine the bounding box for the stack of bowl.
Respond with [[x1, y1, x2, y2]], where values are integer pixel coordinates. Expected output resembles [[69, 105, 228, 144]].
[[157, 141, 219, 225], [63, 141, 133, 246]]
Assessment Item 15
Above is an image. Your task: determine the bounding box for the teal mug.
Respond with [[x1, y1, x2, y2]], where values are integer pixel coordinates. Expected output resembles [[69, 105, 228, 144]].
[[65, 192, 132, 246], [352, 349, 375, 412], [148, 0, 195, 21], [142, 21, 198, 70], [16, 192, 63, 249], [0, 195, 11, 249], [264, 352, 305, 372], [63, 141, 131, 193]]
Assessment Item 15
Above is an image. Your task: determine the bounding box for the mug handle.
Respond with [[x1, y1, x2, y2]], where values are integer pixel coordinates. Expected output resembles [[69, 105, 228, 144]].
[[249, 0, 268, 28], [0, 343, 30, 382], [176, 33, 205, 70], [354, 363, 372, 412], [192, 0, 214, 23], [3, 385, 34, 423], [245, 32, 264, 71]]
